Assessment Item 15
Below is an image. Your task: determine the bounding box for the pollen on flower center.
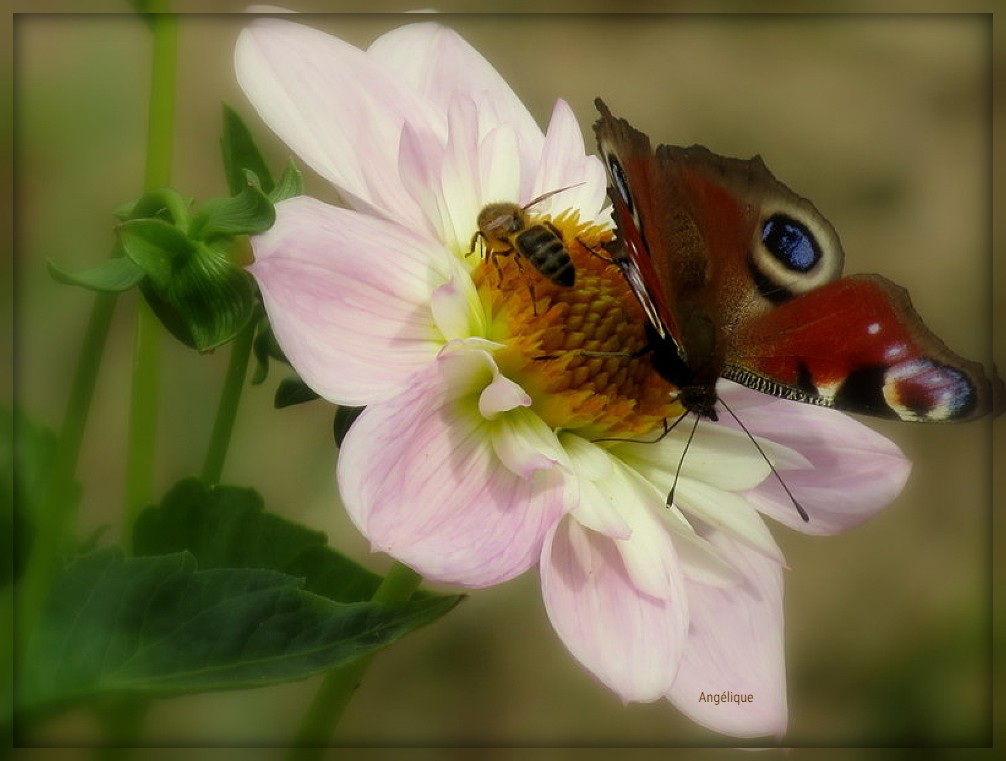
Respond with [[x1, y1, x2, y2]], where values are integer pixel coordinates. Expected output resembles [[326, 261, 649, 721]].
[[471, 209, 681, 438]]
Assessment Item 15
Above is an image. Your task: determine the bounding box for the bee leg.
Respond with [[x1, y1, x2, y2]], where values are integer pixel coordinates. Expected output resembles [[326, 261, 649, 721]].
[[510, 254, 538, 315], [466, 231, 484, 258], [491, 245, 517, 287]]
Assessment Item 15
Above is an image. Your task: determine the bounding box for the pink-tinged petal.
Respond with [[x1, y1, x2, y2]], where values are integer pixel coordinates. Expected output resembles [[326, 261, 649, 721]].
[[667, 531, 788, 739], [235, 18, 444, 225], [368, 23, 544, 166], [531, 99, 609, 222], [249, 197, 449, 406], [478, 372, 531, 419], [398, 122, 448, 242], [719, 383, 911, 535], [489, 407, 567, 479], [541, 516, 688, 702], [337, 350, 564, 587]]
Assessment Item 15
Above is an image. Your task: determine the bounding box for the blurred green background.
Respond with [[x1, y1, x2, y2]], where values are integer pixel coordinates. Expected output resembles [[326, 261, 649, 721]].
[[10, 4, 998, 754]]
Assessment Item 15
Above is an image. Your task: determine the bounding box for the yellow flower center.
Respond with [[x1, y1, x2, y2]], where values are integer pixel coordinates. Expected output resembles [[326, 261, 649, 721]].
[[472, 210, 682, 439]]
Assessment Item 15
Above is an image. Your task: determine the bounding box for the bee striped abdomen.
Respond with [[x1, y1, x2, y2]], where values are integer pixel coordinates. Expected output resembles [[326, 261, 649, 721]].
[[517, 225, 575, 286]]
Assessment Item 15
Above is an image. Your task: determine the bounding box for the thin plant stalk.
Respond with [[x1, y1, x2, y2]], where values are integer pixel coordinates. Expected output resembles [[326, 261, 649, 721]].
[[287, 562, 423, 758], [122, 4, 177, 547], [201, 318, 254, 485]]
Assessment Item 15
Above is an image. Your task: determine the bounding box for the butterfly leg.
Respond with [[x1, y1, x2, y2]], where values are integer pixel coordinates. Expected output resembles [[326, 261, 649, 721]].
[[576, 235, 617, 265], [591, 410, 690, 445]]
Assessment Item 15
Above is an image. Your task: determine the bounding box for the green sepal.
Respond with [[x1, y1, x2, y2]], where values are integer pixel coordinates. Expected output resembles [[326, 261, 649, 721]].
[[118, 187, 191, 227], [274, 376, 320, 409], [220, 104, 275, 197], [119, 220, 256, 351], [333, 406, 365, 447], [47, 255, 145, 293], [251, 317, 287, 385], [118, 218, 193, 289], [270, 160, 304, 202], [189, 184, 275, 241]]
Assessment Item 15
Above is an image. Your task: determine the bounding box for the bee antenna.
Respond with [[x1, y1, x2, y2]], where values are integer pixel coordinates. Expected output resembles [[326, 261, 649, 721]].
[[666, 413, 699, 509], [522, 182, 587, 212], [718, 397, 809, 523]]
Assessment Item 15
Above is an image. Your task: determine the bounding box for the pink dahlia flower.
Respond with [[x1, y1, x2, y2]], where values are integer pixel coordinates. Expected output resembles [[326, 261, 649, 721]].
[[236, 17, 910, 739]]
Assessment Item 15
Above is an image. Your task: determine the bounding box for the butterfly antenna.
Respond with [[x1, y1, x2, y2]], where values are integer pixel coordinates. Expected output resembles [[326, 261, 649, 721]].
[[718, 397, 809, 523], [666, 413, 699, 509], [522, 182, 587, 212]]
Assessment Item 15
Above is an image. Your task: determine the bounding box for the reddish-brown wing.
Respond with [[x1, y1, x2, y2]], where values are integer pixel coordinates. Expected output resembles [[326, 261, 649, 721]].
[[724, 274, 997, 421]]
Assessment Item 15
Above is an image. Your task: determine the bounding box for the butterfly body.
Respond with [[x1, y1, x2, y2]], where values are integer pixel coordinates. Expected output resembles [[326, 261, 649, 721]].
[[593, 98, 997, 423]]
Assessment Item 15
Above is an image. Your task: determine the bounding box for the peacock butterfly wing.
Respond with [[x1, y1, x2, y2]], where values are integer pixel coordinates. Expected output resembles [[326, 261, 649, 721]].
[[593, 99, 998, 422], [723, 274, 997, 421]]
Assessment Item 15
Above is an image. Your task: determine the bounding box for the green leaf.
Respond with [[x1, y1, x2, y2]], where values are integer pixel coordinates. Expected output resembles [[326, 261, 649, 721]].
[[118, 218, 193, 289], [333, 406, 365, 447], [275, 376, 320, 409], [270, 160, 303, 202], [18, 547, 461, 714], [0, 407, 81, 587], [47, 255, 145, 293], [189, 184, 275, 241], [220, 104, 275, 197], [133, 478, 384, 603]]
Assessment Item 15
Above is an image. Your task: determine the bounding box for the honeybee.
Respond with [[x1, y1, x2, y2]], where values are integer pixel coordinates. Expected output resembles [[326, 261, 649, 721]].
[[467, 186, 583, 311]]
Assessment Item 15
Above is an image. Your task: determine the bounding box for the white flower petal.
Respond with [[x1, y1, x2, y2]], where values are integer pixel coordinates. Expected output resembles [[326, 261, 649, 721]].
[[439, 96, 483, 252], [490, 406, 567, 479], [478, 125, 522, 207], [673, 477, 784, 565], [611, 464, 684, 601], [531, 99, 610, 223], [368, 23, 545, 175], [429, 260, 486, 342], [613, 418, 807, 496]]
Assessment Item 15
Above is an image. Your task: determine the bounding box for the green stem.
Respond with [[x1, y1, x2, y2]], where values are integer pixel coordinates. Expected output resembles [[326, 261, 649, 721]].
[[143, 4, 177, 190], [122, 4, 176, 548], [201, 319, 254, 484], [287, 563, 422, 758], [13, 289, 118, 702]]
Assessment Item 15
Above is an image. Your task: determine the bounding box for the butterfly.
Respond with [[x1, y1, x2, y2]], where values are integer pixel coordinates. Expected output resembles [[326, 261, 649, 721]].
[[592, 98, 998, 425]]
